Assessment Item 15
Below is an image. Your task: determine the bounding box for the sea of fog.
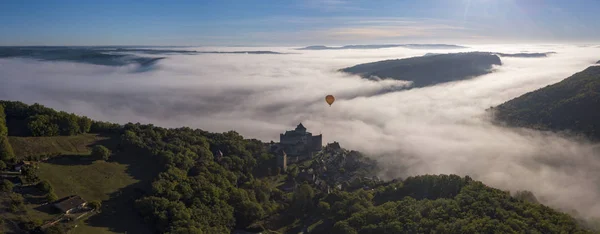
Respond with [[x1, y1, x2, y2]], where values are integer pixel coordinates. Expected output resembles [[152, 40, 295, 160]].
[[1, 44, 600, 220]]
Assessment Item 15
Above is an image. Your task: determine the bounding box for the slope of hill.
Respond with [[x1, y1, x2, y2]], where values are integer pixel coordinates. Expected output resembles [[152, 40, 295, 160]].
[[493, 66, 600, 140], [0, 101, 595, 234], [8, 134, 108, 159], [340, 52, 502, 88]]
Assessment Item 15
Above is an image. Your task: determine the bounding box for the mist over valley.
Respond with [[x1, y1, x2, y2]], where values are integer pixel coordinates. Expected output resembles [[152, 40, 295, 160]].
[[2, 44, 600, 224]]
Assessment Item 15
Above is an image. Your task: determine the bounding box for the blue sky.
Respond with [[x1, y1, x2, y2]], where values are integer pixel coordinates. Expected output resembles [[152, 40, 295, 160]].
[[1, 0, 599, 46]]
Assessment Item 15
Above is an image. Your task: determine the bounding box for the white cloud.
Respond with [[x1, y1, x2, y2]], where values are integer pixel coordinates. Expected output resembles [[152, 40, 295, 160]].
[[1, 45, 600, 221]]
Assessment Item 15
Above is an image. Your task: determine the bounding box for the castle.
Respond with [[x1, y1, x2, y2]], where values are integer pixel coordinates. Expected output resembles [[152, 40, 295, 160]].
[[271, 123, 323, 171]]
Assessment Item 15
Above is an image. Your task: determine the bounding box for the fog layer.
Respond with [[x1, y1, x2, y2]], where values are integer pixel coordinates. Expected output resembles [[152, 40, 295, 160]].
[[1, 44, 600, 219]]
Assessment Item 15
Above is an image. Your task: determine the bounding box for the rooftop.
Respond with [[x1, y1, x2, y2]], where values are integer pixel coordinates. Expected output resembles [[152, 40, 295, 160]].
[[54, 195, 86, 213]]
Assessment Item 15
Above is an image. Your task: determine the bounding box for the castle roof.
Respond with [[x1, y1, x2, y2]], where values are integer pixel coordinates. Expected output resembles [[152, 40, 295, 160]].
[[296, 123, 306, 130]]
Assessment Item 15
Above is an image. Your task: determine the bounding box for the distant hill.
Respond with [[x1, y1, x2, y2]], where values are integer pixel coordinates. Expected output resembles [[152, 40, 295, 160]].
[[297, 44, 467, 50], [596, 60, 600, 64], [0, 47, 286, 68], [493, 66, 600, 140], [339, 52, 502, 88], [198, 51, 286, 54], [496, 52, 556, 58]]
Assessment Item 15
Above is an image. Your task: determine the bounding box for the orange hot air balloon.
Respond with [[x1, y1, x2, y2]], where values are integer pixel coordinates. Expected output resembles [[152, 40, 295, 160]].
[[325, 95, 335, 106]]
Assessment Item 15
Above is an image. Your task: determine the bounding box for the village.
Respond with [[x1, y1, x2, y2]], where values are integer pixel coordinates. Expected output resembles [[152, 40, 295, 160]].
[[266, 123, 382, 194]]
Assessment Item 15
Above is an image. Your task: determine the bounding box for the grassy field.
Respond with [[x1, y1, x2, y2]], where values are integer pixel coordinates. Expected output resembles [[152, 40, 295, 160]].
[[9, 134, 110, 159], [37, 153, 156, 234], [2, 133, 159, 234], [38, 159, 137, 204]]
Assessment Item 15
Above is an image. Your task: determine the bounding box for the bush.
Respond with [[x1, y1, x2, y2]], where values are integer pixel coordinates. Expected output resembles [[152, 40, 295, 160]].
[[91, 145, 111, 161], [46, 192, 58, 202], [88, 200, 102, 210], [0, 160, 6, 170]]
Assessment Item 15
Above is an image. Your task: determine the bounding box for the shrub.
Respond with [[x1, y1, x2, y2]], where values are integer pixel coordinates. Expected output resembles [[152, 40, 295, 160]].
[[91, 145, 111, 161]]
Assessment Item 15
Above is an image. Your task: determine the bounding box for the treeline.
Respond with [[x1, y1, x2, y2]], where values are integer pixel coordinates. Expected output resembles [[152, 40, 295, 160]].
[[0, 100, 120, 137]]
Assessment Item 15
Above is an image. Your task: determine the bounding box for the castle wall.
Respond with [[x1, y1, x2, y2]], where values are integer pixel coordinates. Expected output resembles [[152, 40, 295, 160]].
[[311, 135, 323, 151]]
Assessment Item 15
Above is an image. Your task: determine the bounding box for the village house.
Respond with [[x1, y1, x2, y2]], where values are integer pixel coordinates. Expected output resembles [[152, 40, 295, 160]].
[[13, 161, 33, 173], [297, 169, 316, 183], [53, 195, 87, 214]]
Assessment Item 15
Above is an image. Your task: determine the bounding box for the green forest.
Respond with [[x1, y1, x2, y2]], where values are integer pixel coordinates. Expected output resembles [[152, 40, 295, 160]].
[[493, 66, 600, 140], [0, 100, 596, 234]]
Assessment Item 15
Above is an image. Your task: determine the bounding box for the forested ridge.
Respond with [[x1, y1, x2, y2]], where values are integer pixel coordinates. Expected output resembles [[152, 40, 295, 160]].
[[339, 52, 502, 88], [493, 66, 600, 140], [0, 100, 595, 234]]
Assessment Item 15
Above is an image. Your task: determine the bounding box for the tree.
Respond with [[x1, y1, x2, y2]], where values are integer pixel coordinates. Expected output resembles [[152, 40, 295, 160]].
[[0, 136, 15, 162], [26, 115, 59, 136], [56, 113, 80, 135], [0, 104, 7, 137], [89, 200, 102, 210], [37, 180, 53, 193], [332, 221, 357, 234], [0, 160, 6, 170], [292, 183, 315, 214], [78, 116, 92, 134], [513, 190, 539, 204], [91, 145, 111, 161], [46, 192, 58, 202], [318, 201, 331, 213], [21, 165, 39, 183], [0, 179, 14, 192]]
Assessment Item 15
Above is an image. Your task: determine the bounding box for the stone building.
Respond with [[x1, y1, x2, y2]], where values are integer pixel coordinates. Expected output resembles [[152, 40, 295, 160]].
[[270, 123, 323, 171], [279, 123, 322, 156]]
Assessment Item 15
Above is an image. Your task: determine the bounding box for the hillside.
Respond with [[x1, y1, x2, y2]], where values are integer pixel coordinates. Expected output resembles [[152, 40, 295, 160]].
[[8, 134, 108, 159], [0, 101, 596, 234], [340, 52, 502, 88], [493, 66, 600, 140]]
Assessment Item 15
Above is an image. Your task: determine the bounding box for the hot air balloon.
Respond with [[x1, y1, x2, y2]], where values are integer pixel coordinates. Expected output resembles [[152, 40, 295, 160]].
[[325, 95, 335, 106]]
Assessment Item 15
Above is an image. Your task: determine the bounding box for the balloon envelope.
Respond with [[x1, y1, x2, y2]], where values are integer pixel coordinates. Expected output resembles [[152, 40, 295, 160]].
[[325, 95, 335, 106]]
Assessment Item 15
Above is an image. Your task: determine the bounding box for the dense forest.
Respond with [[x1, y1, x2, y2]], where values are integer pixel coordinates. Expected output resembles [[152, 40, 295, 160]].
[[492, 66, 600, 140], [339, 52, 502, 88], [0, 100, 595, 234]]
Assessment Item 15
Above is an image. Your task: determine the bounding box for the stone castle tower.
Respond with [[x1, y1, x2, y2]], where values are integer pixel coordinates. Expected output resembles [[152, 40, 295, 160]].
[[277, 150, 287, 172]]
